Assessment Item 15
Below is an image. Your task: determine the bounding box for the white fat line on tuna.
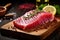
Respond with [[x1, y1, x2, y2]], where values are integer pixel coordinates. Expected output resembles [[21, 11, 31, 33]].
[[20, 17, 28, 26]]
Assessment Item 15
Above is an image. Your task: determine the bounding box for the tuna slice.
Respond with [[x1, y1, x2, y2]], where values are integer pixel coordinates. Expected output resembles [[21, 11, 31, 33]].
[[13, 10, 54, 30]]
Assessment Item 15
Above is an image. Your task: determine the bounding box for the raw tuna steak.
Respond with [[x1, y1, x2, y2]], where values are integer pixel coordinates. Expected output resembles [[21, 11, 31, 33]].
[[13, 10, 54, 30]]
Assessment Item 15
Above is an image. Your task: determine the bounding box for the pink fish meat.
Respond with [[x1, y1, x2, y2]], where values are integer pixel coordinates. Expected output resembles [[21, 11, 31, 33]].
[[13, 10, 54, 30]]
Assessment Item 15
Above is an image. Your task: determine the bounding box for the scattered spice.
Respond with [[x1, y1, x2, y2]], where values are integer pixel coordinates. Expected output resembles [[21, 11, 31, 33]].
[[8, 27, 10, 29], [36, 30, 38, 32], [11, 26, 17, 31]]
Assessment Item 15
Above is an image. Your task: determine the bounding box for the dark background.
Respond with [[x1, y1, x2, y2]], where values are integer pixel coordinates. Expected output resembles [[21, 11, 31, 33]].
[[0, 0, 60, 5], [0, 0, 36, 5], [0, 0, 60, 40]]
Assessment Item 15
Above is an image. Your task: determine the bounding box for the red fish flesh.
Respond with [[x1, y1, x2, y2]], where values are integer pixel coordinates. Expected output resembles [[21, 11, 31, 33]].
[[13, 10, 54, 30]]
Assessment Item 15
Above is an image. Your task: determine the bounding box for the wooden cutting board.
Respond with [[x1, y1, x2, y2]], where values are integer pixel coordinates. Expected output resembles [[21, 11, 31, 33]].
[[0, 17, 60, 40]]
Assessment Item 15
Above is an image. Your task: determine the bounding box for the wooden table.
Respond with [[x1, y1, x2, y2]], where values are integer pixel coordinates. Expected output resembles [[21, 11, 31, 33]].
[[0, 16, 60, 40]]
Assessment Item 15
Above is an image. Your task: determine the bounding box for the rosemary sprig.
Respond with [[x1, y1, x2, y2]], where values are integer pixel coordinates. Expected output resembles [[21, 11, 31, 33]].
[[23, 8, 40, 20]]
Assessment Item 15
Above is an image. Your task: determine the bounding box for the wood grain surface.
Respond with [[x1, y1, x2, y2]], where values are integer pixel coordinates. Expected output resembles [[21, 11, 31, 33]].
[[1, 17, 60, 40]]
